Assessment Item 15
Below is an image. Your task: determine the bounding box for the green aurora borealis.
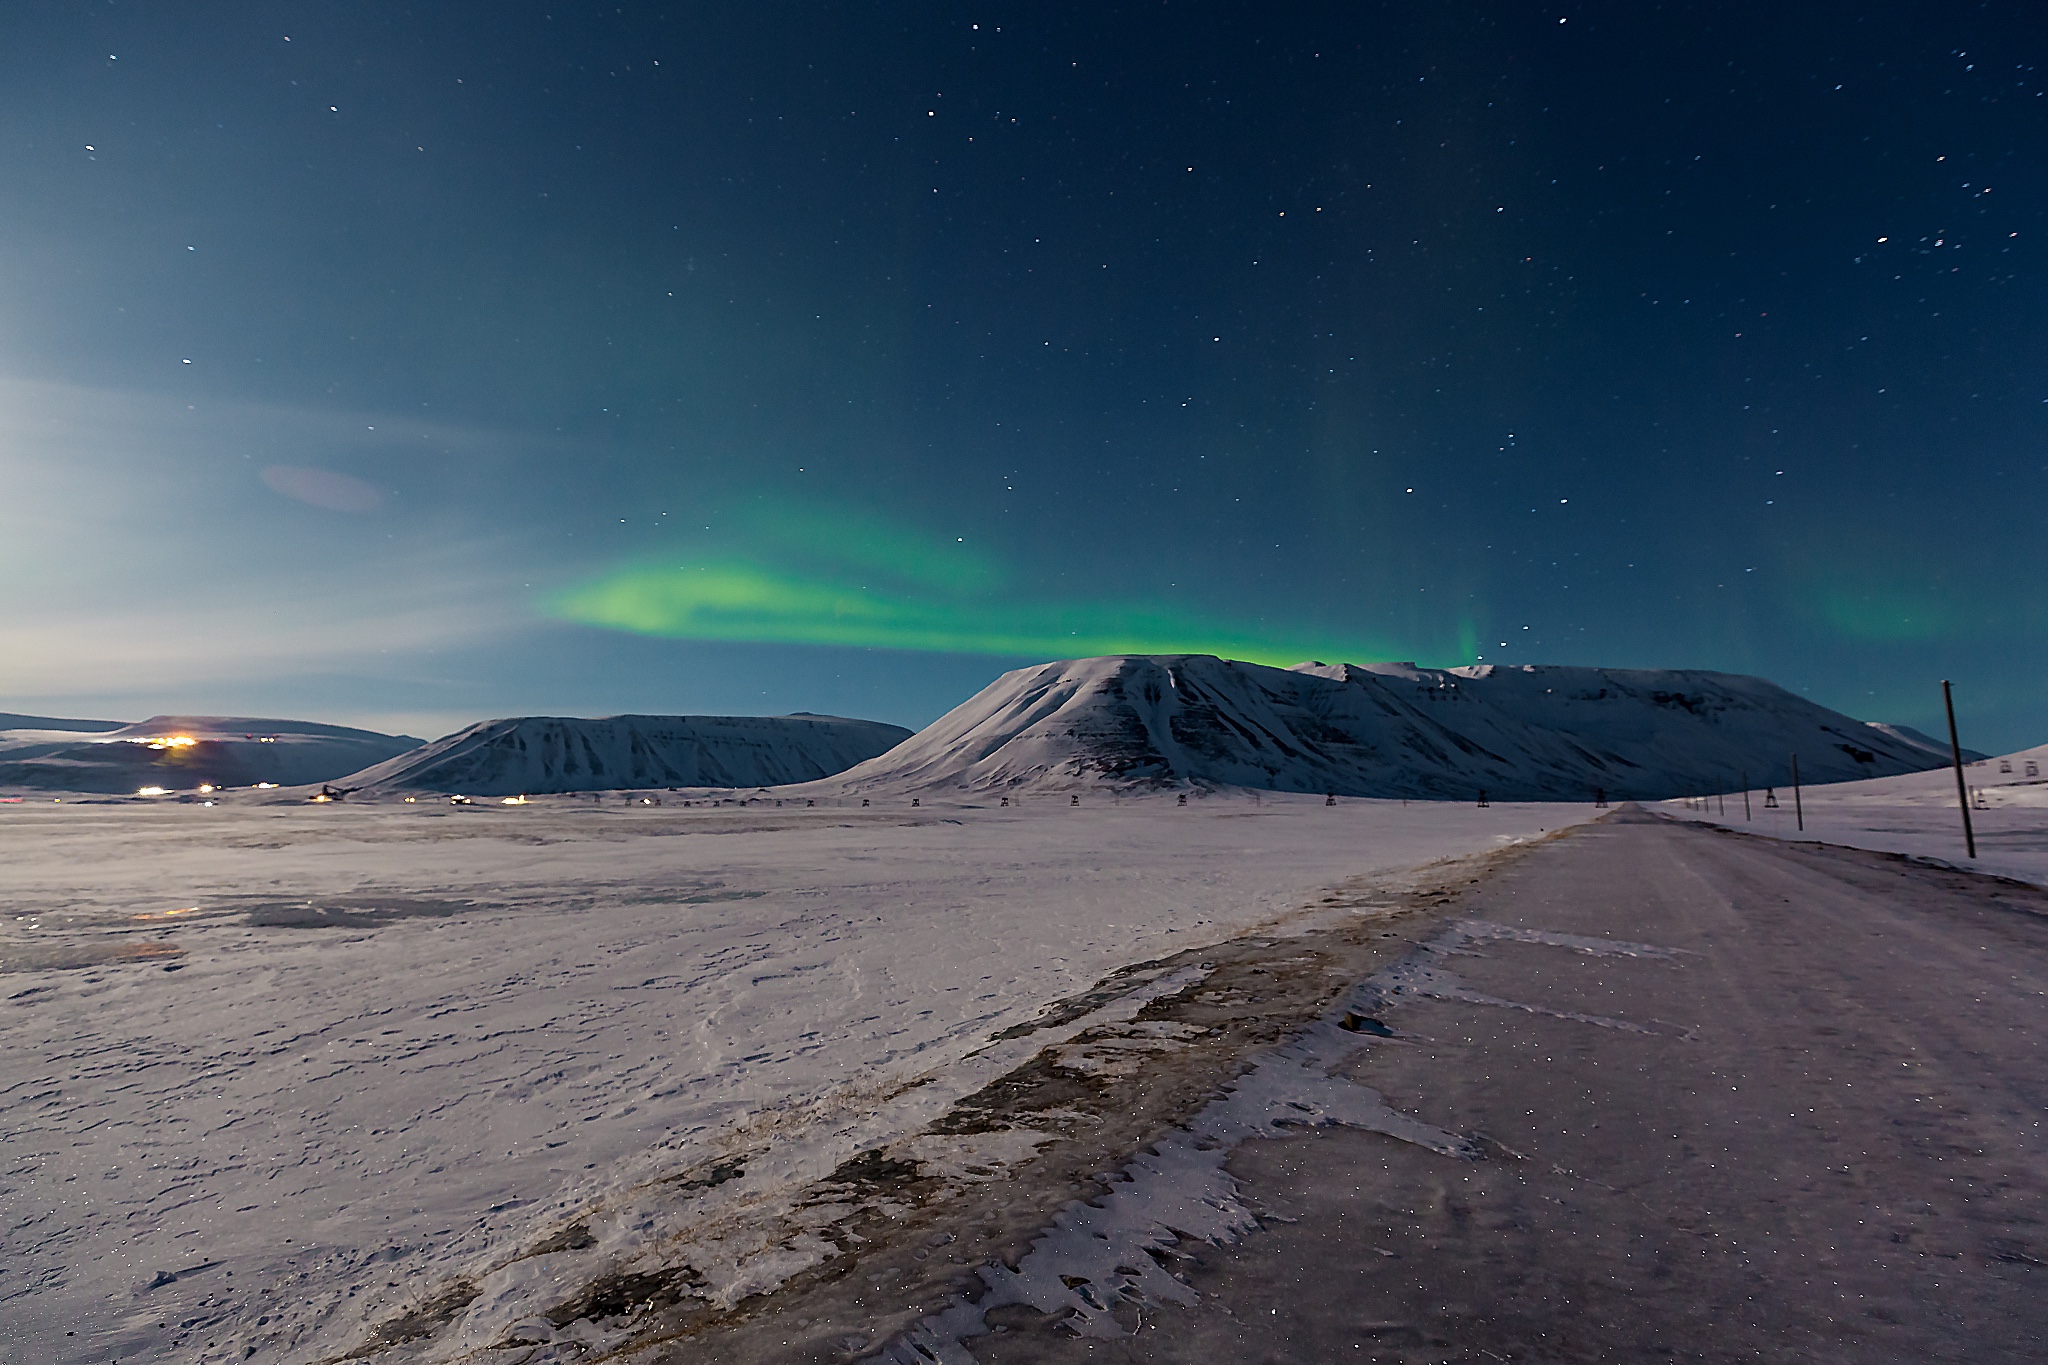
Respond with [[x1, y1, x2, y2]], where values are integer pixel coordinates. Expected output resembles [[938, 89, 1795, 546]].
[[549, 560, 1419, 666], [544, 502, 1447, 666], [3, 4, 2045, 745]]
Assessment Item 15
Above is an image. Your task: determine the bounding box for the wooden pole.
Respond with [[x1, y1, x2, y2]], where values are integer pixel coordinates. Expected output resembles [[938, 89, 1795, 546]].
[[1742, 771, 1750, 820], [1790, 753, 1803, 832], [1943, 679, 1977, 859]]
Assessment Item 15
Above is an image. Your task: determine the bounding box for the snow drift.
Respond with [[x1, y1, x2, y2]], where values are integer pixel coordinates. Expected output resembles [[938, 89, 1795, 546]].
[[0, 715, 420, 793], [334, 713, 915, 796], [802, 655, 1965, 800]]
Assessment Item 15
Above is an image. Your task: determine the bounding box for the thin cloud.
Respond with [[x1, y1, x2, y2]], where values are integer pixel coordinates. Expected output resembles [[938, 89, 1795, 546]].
[[260, 464, 385, 512], [0, 374, 543, 702]]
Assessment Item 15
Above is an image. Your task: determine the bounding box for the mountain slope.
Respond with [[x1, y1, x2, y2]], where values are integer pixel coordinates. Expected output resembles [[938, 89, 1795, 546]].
[[801, 655, 1957, 800], [0, 713, 132, 762], [0, 716, 420, 793], [1863, 721, 1984, 760], [0, 712, 128, 735], [335, 713, 914, 796]]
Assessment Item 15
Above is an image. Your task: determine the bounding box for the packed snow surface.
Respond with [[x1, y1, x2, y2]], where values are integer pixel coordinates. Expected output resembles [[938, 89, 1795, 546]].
[[0, 792, 1583, 1363], [0, 715, 419, 793], [1669, 741, 2048, 886], [335, 712, 915, 796], [804, 654, 1960, 801]]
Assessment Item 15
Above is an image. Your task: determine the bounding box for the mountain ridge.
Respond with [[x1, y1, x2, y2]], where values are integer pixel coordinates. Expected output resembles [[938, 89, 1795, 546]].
[[786, 655, 1963, 801], [0, 714, 419, 792], [334, 713, 914, 796]]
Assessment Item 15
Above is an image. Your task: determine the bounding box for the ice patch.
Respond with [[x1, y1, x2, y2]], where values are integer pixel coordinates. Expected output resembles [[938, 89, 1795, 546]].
[[1346, 918, 1682, 1034], [879, 1016, 1468, 1362], [879, 916, 1683, 1360]]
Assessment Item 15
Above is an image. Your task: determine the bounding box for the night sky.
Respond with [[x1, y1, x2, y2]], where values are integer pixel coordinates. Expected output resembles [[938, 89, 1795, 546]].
[[3, 3, 2043, 749]]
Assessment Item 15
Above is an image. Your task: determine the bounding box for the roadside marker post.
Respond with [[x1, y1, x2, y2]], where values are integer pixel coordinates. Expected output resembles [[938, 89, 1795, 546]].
[[1942, 679, 1978, 859], [1790, 754, 1803, 832]]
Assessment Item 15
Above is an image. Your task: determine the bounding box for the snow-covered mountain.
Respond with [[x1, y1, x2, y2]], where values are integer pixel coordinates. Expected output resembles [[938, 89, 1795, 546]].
[[0, 713, 130, 762], [798, 655, 1963, 801], [0, 715, 421, 793], [334, 713, 915, 796], [1862, 721, 1970, 756], [0, 711, 128, 736]]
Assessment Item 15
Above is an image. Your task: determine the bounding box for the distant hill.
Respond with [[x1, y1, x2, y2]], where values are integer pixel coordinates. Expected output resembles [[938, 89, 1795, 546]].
[[0, 715, 421, 793], [0, 713, 132, 763], [334, 713, 915, 796], [1863, 721, 1983, 759], [795, 655, 1962, 801], [0, 712, 128, 734]]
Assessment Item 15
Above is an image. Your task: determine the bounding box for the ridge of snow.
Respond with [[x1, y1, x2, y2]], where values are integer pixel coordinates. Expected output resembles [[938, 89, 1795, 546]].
[[1862, 720, 1985, 761]]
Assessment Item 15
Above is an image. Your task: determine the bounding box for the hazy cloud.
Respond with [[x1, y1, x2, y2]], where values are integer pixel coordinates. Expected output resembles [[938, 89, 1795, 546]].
[[260, 464, 386, 513], [0, 375, 539, 704]]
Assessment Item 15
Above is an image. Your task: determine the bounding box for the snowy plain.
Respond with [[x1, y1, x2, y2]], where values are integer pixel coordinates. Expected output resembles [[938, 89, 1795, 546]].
[[0, 792, 1586, 1363], [1665, 741, 2048, 886]]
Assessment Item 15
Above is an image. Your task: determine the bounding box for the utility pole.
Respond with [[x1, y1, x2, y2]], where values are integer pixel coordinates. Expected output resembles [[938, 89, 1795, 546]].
[[1790, 753, 1803, 832], [1943, 679, 1977, 859]]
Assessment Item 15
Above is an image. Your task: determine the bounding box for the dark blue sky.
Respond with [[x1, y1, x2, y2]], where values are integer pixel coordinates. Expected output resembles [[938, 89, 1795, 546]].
[[2, 2, 2042, 749]]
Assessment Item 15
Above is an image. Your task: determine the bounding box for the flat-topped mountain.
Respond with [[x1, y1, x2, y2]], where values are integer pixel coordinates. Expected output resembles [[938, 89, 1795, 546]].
[[0, 713, 131, 763], [0, 712, 128, 736], [798, 655, 1963, 801], [0, 715, 420, 793], [334, 713, 915, 796]]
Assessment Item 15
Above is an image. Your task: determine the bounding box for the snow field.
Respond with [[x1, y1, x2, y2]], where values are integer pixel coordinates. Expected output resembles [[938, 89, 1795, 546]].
[[1664, 742, 2048, 887], [0, 793, 1587, 1363]]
